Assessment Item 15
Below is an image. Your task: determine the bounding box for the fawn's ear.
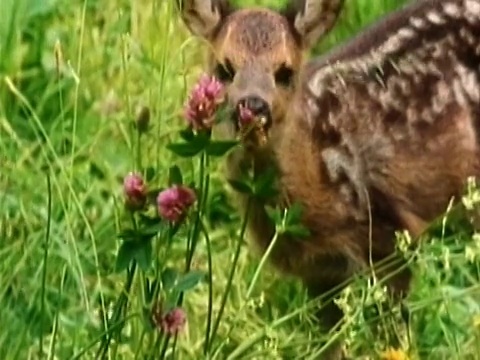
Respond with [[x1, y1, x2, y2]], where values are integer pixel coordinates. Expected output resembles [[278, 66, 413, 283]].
[[176, 0, 233, 39], [283, 0, 345, 48]]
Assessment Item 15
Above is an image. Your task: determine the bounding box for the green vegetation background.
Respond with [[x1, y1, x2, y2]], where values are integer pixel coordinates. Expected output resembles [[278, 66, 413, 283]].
[[2, 0, 480, 359]]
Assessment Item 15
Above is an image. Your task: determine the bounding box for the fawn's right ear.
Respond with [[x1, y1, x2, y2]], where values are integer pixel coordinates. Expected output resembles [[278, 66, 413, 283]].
[[283, 0, 345, 49], [176, 0, 232, 39]]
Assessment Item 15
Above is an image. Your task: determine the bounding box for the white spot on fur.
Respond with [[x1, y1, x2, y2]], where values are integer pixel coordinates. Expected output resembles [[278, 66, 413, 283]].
[[308, 70, 328, 97], [398, 79, 411, 95], [455, 64, 480, 103], [432, 81, 451, 114], [453, 78, 469, 106], [381, 36, 402, 54], [380, 28, 416, 54], [426, 11, 446, 24], [443, 2, 462, 18], [398, 27, 417, 40], [466, 0, 480, 16], [306, 97, 319, 128], [410, 17, 427, 29]]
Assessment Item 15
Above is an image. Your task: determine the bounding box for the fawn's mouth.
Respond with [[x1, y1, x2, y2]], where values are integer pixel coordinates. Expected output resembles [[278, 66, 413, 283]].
[[234, 97, 272, 147]]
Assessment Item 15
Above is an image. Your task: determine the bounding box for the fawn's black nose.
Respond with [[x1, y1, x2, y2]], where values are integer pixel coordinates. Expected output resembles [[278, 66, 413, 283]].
[[237, 96, 270, 117]]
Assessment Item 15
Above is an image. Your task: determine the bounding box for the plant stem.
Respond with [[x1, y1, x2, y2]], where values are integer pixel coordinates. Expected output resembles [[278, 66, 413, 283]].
[[209, 229, 280, 357], [201, 218, 214, 355], [39, 173, 52, 358], [185, 151, 208, 271], [208, 198, 252, 352], [72, 314, 139, 360], [97, 262, 137, 359], [171, 333, 179, 360], [133, 329, 146, 359], [158, 334, 170, 360], [178, 150, 210, 307], [100, 209, 143, 358], [136, 128, 142, 171], [246, 231, 279, 298], [47, 266, 67, 360]]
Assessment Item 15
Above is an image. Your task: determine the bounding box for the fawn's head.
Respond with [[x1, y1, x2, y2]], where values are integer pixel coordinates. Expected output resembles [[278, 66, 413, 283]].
[[177, 0, 344, 145]]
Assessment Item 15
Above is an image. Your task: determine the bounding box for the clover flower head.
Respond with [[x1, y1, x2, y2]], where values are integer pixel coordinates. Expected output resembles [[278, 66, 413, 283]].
[[184, 74, 225, 131], [156, 185, 196, 222], [152, 305, 187, 336], [123, 172, 147, 211]]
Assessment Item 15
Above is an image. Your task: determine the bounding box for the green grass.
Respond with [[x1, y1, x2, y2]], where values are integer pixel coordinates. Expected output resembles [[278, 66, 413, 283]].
[[1, 0, 480, 359]]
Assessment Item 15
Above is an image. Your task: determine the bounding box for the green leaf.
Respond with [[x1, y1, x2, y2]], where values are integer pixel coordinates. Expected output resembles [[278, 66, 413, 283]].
[[285, 202, 304, 225], [115, 241, 137, 273], [114, 239, 153, 273], [167, 130, 211, 157], [144, 278, 157, 303], [142, 307, 156, 332], [139, 222, 165, 237], [166, 142, 204, 157], [168, 222, 182, 238], [179, 128, 195, 142], [228, 179, 253, 195], [206, 140, 239, 157], [253, 166, 278, 199], [117, 229, 138, 242], [285, 224, 311, 238], [193, 129, 212, 145], [265, 206, 282, 226], [174, 270, 205, 293], [144, 166, 156, 182], [168, 165, 183, 185], [161, 267, 178, 291], [135, 240, 152, 271]]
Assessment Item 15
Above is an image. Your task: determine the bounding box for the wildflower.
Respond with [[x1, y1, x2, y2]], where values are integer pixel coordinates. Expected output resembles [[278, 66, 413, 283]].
[[135, 105, 150, 133], [473, 313, 480, 328], [237, 104, 255, 127], [184, 74, 224, 131], [157, 185, 196, 223], [123, 172, 147, 211], [237, 108, 268, 147], [380, 347, 409, 360], [152, 305, 187, 335]]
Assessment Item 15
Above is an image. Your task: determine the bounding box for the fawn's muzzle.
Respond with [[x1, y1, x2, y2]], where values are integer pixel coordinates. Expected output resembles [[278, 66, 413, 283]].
[[235, 96, 272, 128], [238, 96, 269, 115]]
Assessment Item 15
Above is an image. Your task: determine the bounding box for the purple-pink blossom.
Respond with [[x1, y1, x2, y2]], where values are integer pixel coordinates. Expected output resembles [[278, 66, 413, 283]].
[[152, 306, 187, 336], [123, 172, 147, 211], [184, 74, 224, 131], [237, 104, 255, 127], [157, 185, 196, 222]]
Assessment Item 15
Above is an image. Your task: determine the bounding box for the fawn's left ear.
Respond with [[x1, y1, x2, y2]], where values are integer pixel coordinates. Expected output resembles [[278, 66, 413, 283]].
[[282, 0, 345, 49], [176, 0, 233, 39]]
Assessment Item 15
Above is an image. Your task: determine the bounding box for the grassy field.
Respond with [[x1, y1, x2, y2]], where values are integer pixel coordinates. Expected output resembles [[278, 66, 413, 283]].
[[2, 0, 480, 359]]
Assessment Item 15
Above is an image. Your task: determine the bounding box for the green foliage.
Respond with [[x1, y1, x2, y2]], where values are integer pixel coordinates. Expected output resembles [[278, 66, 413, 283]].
[[167, 129, 239, 158], [1, 0, 479, 359]]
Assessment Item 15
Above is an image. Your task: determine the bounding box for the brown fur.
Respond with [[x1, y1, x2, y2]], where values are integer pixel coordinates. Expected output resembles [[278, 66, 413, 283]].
[[177, 0, 480, 357]]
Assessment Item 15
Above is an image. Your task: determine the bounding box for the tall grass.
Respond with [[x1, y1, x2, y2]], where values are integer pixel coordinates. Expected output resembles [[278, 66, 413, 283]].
[[1, 0, 480, 359]]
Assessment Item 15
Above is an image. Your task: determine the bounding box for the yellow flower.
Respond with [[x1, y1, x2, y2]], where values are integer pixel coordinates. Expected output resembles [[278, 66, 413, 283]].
[[380, 347, 409, 360], [473, 314, 480, 328]]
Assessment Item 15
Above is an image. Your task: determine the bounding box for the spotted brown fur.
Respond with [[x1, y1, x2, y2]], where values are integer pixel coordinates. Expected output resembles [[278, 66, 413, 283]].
[[177, 0, 480, 358]]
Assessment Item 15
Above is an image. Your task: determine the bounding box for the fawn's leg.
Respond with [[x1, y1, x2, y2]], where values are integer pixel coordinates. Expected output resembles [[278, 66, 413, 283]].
[[368, 255, 413, 351], [305, 281, 347, 360]]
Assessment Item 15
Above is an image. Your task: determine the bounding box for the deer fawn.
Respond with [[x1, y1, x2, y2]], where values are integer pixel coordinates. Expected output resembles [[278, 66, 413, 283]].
[[177, 0, 480, 356]]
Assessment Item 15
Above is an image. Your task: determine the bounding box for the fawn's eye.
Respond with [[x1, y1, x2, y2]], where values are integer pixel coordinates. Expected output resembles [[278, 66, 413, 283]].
[[274, 64, 294, 87], [214, 59, 235, 82]]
